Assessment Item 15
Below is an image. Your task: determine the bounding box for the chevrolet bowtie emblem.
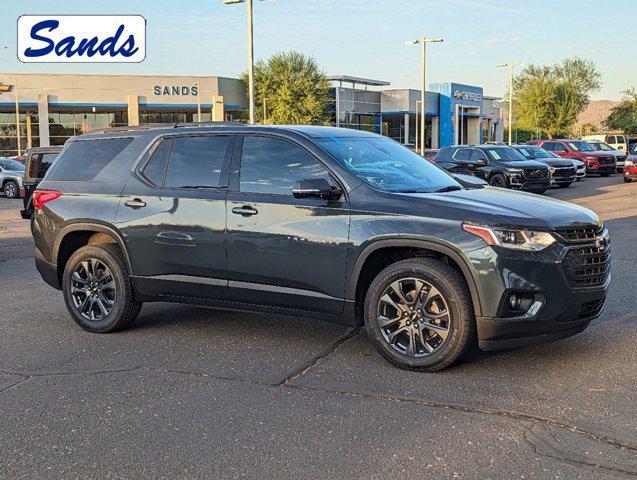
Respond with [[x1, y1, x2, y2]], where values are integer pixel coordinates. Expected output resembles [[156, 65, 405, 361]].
[[0, 84, 12, 94]]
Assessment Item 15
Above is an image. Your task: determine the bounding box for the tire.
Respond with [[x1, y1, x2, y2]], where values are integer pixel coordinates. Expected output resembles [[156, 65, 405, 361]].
[[364, 258, 475, 372], [62, 243, 142, 333], [488, 173, 507, 188], [600, 172, 611, 177], [557, 182, 572, 188], [625, 177, 633, 183], [3, 180, 19, 199]]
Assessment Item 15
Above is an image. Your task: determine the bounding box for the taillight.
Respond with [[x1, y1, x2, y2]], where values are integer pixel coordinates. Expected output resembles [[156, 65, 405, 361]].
[[20, 187, 26, 197], [32, 190, 62, 209]]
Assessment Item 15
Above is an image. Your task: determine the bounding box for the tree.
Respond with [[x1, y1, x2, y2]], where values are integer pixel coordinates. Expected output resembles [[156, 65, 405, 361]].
[[604, 88, 637, 135], [512, 58, 601, 139], [241, 51, 331, 125], [580, 123, 598, 135]]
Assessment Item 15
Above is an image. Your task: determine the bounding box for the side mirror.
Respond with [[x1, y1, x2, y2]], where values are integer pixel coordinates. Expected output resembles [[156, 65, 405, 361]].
[[293, 178, 342, 200]]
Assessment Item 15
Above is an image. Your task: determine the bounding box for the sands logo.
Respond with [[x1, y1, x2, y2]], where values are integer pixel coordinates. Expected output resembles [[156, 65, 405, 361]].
[[17, 15, 146, 63]]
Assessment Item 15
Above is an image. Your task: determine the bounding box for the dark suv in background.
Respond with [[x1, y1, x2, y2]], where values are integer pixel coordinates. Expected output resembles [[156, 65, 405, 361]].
[[30, 125, 610, 371], [434, 145, 551, 193], [20, 146, 63, 219], [511, 145, 577, 188]]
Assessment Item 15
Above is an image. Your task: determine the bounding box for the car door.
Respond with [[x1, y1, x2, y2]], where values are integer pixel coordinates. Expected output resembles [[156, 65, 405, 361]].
[[115, 133, 232, 300], [553, 142, 570, 158], [226, 134, 350, 314], [469, 149, 489, 180]]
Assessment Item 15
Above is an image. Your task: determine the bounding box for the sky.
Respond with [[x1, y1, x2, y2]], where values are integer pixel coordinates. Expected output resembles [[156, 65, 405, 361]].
[[1, 0, 634, 100]]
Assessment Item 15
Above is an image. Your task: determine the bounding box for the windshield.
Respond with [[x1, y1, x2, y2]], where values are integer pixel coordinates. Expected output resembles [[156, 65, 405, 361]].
[[481, 147, 527, 162], [316, 136, 461, 193], [568, 141, 594, 152], [0, 159, 25, 171], [517, 147, 552, 159]]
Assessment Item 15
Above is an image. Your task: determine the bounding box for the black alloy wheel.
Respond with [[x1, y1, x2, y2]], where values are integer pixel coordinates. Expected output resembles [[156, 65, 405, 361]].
[[489, 174, 506, 188]]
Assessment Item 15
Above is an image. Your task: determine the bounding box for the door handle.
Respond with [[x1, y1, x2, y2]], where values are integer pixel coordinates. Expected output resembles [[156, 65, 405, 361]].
[[232, 205, 258, 216], [155, 231, 195, 246], [124, 198, 146, 209]]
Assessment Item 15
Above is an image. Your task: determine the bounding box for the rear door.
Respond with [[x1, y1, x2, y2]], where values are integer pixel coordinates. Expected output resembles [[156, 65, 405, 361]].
[[115, 134, 232, 300], [226, 134, 350, 314], [445, 148, 473, 175]]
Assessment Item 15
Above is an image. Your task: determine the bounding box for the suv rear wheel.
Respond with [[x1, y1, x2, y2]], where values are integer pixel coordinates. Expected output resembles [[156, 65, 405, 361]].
[[488, 173, 506, 188], [364, 258, 474, 371], [62, 243, 142, 333]]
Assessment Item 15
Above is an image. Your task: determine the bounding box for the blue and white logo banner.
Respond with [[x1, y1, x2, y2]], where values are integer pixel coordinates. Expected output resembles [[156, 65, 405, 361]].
[[17, 15, 146, 63]]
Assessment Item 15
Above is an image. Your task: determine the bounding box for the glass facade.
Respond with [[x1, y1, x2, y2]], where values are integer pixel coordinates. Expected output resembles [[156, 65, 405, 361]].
[[0, 111, 38, 157], [48, 111, 128, 146], [330, 87, 381, 134]]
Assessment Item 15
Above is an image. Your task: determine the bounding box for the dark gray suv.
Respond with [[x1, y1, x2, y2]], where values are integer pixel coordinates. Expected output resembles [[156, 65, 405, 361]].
[[30, 124, 610, 371]]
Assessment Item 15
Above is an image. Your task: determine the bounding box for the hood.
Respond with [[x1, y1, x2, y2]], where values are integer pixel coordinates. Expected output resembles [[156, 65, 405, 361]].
[[500, 160, 549, 170], [401, 187, 600, 230], [535, 158, 574, 168], [586, 151, 615, 158]]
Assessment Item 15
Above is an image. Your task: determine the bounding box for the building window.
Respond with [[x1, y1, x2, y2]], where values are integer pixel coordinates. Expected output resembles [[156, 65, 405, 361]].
[[0, 111, 38, 157], [48, 111, 128, 147]]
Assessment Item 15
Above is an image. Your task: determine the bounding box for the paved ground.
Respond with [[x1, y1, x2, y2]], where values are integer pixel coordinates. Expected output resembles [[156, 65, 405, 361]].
[[0, 176, 635, 479]]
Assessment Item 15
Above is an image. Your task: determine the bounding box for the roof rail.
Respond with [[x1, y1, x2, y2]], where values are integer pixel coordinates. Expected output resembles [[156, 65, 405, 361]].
[[90, 121, 247, 134]]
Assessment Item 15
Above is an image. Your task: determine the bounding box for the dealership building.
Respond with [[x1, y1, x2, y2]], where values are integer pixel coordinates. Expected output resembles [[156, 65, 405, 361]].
[[0, 72, 503, 156]]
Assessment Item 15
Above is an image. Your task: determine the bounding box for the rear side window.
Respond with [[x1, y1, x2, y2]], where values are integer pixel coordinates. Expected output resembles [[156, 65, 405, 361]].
[[28, 152, 59, 180], [541, 142, 555, 151], [435, 148, 453, 161], [165, 135, 229, 189], [141, 139, 172, 186], [453, 149, 472, 162], [616, 135, 625, 143], [47, 138, 133, 181]]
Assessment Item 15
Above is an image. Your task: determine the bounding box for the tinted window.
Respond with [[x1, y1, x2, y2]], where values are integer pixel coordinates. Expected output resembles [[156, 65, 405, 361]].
[[606, 135, 616, 144], [454, 149, 472, 161], [48, 138, 133, 181], [616, 136, 625, 143], [240, 137, 329, 195], [36, 153, 59, 178], [567, 141, 593, 152], [528, 147, 553, 159], [542, 142, 555, 151], [317, 135, 460, 193], [555, 143, 569, 152], [142, 139, 172, 186], [480, 147, 527, 162], [435, 148, 454, 161], [165, 136, 229, 189]]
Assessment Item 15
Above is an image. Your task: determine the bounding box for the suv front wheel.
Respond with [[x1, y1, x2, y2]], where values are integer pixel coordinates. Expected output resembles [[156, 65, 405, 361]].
[[62, 243, 142, 333], [364, 258, 474, 371]]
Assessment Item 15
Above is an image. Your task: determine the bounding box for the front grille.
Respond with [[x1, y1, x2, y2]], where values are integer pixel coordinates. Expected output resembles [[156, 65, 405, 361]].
[[553, 167, 576, 178], [553, 225, 603, 243], [562, 244, 611, 288], [617, 155, 627, 162], [578, 297, 606, 319], [526, 169, 548, 179], [597, 156, 615, 165]]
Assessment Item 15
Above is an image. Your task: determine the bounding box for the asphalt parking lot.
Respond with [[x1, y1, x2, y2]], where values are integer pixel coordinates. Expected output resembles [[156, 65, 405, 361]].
[[0, 176, 635, 479]]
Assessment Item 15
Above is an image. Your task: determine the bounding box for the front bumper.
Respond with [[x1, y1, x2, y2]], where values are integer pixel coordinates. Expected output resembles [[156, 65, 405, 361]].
[[466, 233, 610, 351], [624, 165, 637, 180]]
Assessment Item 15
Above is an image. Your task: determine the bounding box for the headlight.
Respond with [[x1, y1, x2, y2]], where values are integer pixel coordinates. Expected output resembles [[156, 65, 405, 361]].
[[463, 224, 556, 251], [507, 168, 524, 174], [626, 160, 634, 166]]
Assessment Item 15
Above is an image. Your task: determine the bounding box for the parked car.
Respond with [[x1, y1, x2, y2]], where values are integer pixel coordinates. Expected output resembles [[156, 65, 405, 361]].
[[422, 149, 439, 163], [20, 146, 63, 219], [581, 133, 627, 152], [30, 125, 610, 371], [434, 145, 551, 194], [511, 145, 577, 188], [572, 159, 587, 181], [624, 144, 637, 183], [538, 140, 616, 176], [585, 141, 626, 172], [0, 158, 26, 198]]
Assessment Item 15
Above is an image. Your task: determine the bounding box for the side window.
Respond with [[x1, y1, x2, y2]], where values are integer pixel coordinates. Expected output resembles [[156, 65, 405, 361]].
[[616, 135, 625, 143], [436, 148, 453, 161], [453, 148, 472, 162], [240, 136, 330, 196], [141, 139, 172, 186], [165, 135, 229, 189], [541, 142, 555, 151], [555, 143, 568, 152], [606, 135, 616, 144], [37, 153, 59, 178], [471, 150, 488, 162]]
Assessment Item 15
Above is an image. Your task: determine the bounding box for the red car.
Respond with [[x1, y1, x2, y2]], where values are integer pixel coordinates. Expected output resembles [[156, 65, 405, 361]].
[[624, 145, 637, 183], [531, 140, 616, 176], [423, 149, 439, 163]]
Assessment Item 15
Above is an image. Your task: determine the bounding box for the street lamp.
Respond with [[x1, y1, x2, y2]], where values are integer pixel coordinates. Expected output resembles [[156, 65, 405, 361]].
[[224, 0, 256, 124], [406, 37, 443, 156], [497, 62, 523, 145]]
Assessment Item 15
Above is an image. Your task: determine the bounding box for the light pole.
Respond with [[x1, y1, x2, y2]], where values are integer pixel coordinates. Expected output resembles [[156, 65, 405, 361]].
[[414, 99, 422, 151], [194, 81, 202, 122], [497, 62, 522, 145], [224, 0, 256, 124], [14, 85, 21, 157], [406, 37, 443, 156]]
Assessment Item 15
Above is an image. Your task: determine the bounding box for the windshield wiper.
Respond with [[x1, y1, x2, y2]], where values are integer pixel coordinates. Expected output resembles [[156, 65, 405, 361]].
[[394, 189, 429, 193], [434, 185, 463, 193]]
